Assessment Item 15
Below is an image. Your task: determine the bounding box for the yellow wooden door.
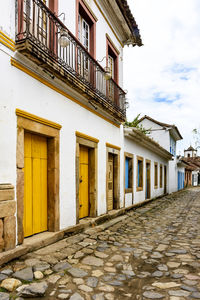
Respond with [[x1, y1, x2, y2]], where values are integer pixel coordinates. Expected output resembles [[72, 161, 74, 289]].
[[24, 132, 48, 237], [79, 145, 89, 219], [107, 154, 114, 211]]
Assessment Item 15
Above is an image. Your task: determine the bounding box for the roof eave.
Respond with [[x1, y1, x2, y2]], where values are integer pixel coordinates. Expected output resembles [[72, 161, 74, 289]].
[[115, 0, 143, 47], [124, 128, 173, 160]]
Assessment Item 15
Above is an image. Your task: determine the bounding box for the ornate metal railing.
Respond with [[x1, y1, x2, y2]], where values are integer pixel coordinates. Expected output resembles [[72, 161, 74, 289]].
[[16, 0, 126, 118]]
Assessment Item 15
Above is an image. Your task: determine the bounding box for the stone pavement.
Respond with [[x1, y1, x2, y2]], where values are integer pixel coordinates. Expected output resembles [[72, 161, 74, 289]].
[[0, 188, 200, 300]]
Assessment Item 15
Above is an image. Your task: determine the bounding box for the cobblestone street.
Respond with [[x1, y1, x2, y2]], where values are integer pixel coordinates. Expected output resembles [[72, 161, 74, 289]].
[[0, 188, 200, 300]]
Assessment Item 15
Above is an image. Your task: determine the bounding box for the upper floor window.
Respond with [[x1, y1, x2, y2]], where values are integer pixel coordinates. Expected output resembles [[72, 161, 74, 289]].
[[78, 15, 90, 51], [170, 136, 176, 156], [107, 38, 119, 84], [77, 0, 96, 57]]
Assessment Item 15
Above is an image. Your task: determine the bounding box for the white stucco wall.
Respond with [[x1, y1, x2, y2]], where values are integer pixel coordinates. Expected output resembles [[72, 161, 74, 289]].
[[124, 137, 169, 206], [0, 45, 126, 232], [192, 171, 198, 186], [0, 0, 15, 40], [168, 159, 177, 194], [139, 119, 170, 152]]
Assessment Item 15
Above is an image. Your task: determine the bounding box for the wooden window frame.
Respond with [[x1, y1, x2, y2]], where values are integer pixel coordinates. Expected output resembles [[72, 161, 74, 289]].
[[164, 165, 167, 193], [76, 0, 96, 58], [124, 152, 133, 194], [16, 110, 60, 244], [137, 156, 144, 192], [76, 132, 98, 224], [160, 164, 163, 188], [106, 144, 120, 212], [145, 159, 151, 200], [106, 36, 119, 84], [154, 162, 158, 189]]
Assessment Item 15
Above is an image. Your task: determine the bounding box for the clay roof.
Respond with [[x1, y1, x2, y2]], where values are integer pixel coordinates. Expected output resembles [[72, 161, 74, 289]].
[[184, 146, 197, 152], [138, 115, 183, 140], [115, 0, 142, 46], [182, 157, 200, 171]]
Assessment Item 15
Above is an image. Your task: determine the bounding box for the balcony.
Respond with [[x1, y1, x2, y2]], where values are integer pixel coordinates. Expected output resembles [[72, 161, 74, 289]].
[[16, 0, 126, 121]]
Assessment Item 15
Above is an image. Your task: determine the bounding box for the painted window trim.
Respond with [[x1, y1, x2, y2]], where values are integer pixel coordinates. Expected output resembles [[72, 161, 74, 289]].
[[106, 36, 119, 84], [160, 164, 163, 188], [106, 143, 121, 151], [16, 109, 62, 130], [81, 0, 98, 21], [76, 0, 96, 58], [154, 162, 158, 189], [76, 131, 99, 143], [124, 152, 133, 194], [137, 156, 144, 192]]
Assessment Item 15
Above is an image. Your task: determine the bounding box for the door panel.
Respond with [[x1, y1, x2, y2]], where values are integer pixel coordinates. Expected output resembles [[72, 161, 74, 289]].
[[24, 132, 47, 237], [164, 166, 167, 193], [146, 163, 150, 199], [24, 156, 33, 237], [107, 154, 114, 211], [79, 146, 89, 219]]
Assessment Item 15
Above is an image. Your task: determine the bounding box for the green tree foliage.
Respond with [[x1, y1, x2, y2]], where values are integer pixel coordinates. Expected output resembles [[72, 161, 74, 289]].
[[125, 114, 150, 135]]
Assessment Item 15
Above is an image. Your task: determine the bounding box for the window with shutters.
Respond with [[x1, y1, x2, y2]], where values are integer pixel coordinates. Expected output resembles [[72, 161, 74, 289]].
[[106, 37, 119, 102], [124, 153, 133, 193], [137, 156, 143, 191], [154, 162, 158, 188], [160, 164, 163, 188], [76, 0, 96, 82]]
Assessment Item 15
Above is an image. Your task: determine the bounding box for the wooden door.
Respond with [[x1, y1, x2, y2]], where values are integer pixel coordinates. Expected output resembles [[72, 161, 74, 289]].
[[79, 145, 89, 219], [24, 132, 48, 237], [164, 166, 167, 194], [107, 153, 114, 211], [146, 162, 151, 199]]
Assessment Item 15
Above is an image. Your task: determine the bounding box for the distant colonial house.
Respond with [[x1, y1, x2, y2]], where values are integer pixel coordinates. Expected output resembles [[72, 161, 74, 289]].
[[182, 147, 200, 186], [138, 115, 184, 193], [123, 127, 172, 207]]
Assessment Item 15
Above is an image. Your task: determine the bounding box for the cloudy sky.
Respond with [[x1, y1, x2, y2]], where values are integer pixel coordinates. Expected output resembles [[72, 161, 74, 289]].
[[124, 0, 200, 155]]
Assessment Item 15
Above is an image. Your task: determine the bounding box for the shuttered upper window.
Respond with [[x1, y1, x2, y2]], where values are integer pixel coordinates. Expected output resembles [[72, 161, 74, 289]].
[[154, 162, 158, 188], [137, 156, 143, 191], [125, 154, 133, 192]]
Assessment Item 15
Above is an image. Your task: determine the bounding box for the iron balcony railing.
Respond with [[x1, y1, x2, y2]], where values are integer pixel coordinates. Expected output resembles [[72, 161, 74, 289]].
[[16, 0, 126, 118]]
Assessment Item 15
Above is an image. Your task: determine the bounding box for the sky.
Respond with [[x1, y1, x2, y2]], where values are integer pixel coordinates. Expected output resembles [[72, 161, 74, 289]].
[[124, 0, 200, 155]]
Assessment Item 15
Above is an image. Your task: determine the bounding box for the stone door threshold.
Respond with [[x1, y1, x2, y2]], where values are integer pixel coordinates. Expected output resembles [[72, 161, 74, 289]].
[[0, 195, 164, 266]]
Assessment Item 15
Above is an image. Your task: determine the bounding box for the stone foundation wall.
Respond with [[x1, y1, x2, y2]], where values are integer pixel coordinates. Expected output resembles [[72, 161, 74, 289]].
[[0, 184, 16, 252]]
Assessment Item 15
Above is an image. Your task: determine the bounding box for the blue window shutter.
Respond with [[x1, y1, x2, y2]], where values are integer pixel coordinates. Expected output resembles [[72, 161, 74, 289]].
[[125, 158, 129, 189]]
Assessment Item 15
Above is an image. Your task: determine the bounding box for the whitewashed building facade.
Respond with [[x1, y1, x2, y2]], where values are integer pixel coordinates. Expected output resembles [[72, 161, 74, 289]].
[[0, 0, 142, 252], [123, 128, 172, 207], [138, 115, 183, 194]]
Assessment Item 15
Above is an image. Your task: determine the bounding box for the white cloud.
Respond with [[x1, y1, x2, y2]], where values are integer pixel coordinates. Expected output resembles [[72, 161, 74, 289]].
[[124, 0, 200, 154]]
